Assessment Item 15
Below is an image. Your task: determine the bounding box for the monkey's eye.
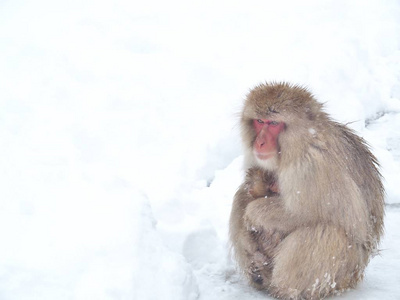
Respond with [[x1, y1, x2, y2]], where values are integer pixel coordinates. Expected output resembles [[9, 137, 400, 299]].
[[256, 119, 264, 124], [269, 121, 280, 126]]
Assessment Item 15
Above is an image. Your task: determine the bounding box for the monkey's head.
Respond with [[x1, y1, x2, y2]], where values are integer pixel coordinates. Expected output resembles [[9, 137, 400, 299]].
[[241, 82, 326, 171]]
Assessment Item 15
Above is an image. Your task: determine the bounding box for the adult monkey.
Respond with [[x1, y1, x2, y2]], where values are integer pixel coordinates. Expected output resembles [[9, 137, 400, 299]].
[[229, 82, 384, 299]]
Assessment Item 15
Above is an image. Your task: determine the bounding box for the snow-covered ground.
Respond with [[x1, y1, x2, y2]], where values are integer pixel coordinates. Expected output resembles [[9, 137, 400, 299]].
[[0, 0, 399, 299]]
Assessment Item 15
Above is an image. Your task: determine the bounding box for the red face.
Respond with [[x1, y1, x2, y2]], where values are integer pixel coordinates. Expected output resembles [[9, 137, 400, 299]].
[[253, 119, 285, 160]]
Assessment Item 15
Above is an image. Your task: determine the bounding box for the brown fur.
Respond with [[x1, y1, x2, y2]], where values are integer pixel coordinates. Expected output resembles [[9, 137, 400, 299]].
[[229, 82, 384, 299], [245, 168, 279, 198]]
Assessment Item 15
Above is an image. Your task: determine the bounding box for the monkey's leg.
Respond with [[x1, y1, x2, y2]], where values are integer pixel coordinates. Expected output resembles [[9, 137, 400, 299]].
[[230, 188, 267, 288], [231, 187, 285, 289], [231, 225, 272, 289], [248, 228, 285, 289], [242, 198, 287, 289], [269, 224, 367, 300]]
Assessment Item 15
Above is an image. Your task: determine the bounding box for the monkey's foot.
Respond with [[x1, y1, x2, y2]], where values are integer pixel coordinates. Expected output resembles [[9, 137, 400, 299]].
[[247, 251, 272, 289]]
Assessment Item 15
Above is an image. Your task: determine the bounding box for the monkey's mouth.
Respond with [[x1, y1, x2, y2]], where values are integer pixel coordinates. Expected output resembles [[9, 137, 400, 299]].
[[254, 151, 275, 160]]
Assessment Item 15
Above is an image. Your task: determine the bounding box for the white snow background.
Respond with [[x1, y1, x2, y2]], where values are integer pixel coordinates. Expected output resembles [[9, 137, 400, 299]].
[[1, 0, 400, 299]]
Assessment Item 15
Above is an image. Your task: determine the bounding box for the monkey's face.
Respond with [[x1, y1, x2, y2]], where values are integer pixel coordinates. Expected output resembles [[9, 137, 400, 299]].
[[251, 118, 285, 170]]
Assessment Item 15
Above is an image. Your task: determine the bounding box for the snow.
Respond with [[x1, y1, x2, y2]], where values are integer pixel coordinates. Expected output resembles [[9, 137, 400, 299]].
[[0, 0, 399, 299]]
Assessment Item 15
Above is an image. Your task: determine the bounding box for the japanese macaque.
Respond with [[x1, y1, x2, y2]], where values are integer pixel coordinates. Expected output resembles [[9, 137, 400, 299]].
[[229, 82, 384, 299]]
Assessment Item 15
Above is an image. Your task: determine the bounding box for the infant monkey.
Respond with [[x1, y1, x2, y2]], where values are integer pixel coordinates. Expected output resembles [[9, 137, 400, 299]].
[[245, 168, 279, 199]]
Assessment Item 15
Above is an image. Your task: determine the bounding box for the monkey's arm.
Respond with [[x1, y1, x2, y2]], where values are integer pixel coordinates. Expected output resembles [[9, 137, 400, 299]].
[[230, 184, 253, 239], [243, 197, 304, 234]]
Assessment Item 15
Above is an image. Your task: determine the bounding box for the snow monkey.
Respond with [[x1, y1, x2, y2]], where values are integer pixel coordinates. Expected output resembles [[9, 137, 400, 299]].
[[229, 82, 384, 299]]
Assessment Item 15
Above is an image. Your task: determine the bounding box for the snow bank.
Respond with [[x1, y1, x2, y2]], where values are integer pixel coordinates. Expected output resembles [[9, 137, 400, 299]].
[[0, 0, 399, 299]]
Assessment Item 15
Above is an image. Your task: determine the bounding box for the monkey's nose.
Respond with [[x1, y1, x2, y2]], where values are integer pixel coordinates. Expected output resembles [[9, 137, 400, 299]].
[[257, 141, 265, 148]]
